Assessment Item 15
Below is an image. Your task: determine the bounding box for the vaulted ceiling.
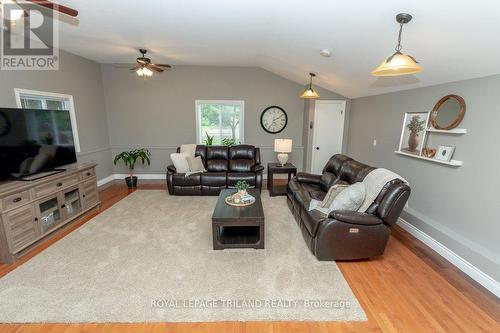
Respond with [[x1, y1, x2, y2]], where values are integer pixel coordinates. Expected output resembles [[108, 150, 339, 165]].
[[56, 0, 500, 98]]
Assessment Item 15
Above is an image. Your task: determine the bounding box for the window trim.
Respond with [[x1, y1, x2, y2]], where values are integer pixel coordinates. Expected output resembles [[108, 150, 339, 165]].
[[195, 100, 245, 145], [14, 88, 81, 153]]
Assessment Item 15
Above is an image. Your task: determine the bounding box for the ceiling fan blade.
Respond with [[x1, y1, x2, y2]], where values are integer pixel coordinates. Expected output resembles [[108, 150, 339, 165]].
[[154, 64, 172, 68], [148, 65, 164, 72], [25, 0, 79, 17], [129, 64, 141, 71]]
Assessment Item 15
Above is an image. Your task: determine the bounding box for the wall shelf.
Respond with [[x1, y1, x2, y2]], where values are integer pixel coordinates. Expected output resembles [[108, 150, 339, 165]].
[[426, 128, 467, 134], [394, 151, 463, 167]]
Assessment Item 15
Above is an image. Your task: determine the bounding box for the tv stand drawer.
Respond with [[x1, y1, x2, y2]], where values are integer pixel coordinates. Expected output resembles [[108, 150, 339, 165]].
[[1, 190, 32, 212], [81, 168, 95, 180], [34, 174, 80, 198]]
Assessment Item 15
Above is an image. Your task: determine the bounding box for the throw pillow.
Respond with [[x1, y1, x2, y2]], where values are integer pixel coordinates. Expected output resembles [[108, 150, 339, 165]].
[[170, 152, 190, 173], [321, 184, 349, 208], [180, 144, 197, 157], [329, 182, 366, 211], [186, 156, 206, 173]]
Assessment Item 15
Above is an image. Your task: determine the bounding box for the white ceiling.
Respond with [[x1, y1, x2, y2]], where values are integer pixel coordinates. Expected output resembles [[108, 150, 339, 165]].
[[54, 0, 500, 98]]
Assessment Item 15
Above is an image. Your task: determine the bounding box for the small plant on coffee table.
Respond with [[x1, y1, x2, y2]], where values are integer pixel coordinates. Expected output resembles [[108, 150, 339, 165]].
[[113, 148, 151, 188], [235, 180, 250, 194]]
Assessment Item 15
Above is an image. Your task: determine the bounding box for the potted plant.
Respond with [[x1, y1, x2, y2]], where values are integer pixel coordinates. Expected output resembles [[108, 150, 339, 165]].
[[235, 180, 250, 196], [222, 138, 239, 146], [205, 131, 214, 146], [407, 115, 426, 152], [113, 148, 151, 188]]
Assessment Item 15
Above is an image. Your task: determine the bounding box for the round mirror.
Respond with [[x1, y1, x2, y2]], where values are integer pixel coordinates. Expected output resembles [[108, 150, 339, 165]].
[[430, 95, 466, 130]]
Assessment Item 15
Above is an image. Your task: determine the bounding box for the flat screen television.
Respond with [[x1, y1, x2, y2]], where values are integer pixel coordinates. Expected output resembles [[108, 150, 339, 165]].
[[0, 108, 77, 181]]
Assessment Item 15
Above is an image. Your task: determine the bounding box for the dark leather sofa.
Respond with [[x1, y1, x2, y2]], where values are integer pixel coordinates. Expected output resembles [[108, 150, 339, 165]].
[[167, 145, 264, 195], [287, 154, 411, 261]]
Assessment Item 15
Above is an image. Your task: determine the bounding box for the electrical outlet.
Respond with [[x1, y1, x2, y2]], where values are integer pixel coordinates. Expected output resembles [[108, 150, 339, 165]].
[[373, 139, 377, 147]]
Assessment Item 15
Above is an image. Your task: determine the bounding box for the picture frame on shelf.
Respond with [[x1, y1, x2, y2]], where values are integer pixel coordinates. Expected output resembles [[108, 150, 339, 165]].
[[398, 112, 430, 156], [435, 145, 456, 162]]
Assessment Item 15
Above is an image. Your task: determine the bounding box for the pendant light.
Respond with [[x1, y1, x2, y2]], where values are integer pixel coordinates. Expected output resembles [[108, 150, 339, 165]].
[[371, 13, 422, 76], [300, 73, 320, 99]]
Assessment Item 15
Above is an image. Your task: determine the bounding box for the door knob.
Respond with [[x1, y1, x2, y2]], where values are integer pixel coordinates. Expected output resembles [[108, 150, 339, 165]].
[[316, 147, 320, 150]]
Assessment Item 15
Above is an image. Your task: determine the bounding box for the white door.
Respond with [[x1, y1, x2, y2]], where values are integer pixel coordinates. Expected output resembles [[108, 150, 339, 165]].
[[311, 100, 346, 174]]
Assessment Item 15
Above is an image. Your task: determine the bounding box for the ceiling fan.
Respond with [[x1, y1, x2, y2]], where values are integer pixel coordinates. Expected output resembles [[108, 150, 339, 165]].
[[130, 49, 172, 77], [0, 0, 78, 21]]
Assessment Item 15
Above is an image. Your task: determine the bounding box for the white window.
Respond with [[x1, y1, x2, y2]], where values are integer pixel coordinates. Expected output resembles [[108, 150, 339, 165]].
[[14, 88, 81, 152], [195, 100, 244, 145]]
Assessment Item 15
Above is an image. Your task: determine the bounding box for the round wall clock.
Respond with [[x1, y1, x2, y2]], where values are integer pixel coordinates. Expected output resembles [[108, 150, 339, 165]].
[[0, 111, 11, 136], [260, 106, 287, 134]]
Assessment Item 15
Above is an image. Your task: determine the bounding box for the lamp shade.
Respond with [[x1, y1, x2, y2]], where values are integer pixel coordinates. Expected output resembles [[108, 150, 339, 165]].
[[300, 88, 320, 99], [371, 53, 423, 77], [300, 73, 320, 99], [274, 139, 292, 153]]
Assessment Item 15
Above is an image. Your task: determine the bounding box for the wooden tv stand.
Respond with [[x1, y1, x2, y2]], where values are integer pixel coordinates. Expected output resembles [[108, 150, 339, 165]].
[[0, 163, 100, 264]]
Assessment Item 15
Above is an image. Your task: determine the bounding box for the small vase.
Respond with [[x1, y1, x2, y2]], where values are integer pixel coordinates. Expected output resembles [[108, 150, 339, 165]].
[[238, 189, 247, 196], [408, 132, 419, 152]]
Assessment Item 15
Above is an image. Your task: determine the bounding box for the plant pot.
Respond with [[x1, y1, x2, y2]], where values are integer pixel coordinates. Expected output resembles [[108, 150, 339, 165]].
[[408, 132, 419, 152], [125, 176, 138, 188], [238, 189, 247, 196]]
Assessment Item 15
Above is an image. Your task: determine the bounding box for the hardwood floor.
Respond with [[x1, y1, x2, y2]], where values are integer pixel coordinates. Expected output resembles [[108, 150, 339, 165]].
[[0, 180, 498, 333]]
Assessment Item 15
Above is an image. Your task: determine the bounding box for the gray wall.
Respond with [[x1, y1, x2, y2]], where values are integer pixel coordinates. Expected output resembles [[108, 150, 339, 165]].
[[302, 86, 350, 172], [101, 65, 345, 174], [348, 74, 500, 281], [0, 50, 113, 180]]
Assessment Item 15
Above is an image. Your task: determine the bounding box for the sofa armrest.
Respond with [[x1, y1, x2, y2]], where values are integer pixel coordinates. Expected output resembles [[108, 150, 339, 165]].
[[328, 210, 383, 225], [296, 172, 321, 185], [167, 165, 177, 174], [251, 164, 264, 173]]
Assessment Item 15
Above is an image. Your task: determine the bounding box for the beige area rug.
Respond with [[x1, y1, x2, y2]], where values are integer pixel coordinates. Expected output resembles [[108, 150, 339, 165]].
[[0, 190, 366, 323]]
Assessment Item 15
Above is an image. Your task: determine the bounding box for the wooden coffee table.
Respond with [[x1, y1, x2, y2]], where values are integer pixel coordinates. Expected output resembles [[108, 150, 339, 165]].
[[212, 189, 264, 250]]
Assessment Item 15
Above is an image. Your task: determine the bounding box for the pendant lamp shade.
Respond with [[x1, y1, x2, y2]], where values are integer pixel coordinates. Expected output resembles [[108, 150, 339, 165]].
[[371, 13, 422, 77], [300, 73, 320, 99], [371, 52, 422, 76]]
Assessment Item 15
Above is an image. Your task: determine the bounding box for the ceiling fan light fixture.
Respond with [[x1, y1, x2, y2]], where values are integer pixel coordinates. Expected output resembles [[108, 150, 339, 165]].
[[136, 66, 153, 77], [300, 73, 320, 99], [371, 13, 422, 77]]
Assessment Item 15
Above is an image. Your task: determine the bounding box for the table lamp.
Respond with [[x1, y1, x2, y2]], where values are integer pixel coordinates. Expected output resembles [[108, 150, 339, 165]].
[[274, 139, 292, 166]]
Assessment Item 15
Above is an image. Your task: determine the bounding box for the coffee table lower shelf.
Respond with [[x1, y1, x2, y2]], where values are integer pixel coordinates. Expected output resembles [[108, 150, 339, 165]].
[[212, 223, 264, 250]]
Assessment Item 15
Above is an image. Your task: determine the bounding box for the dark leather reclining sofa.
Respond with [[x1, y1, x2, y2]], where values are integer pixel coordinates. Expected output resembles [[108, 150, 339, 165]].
[[287, 154, 411, 261], [167, 145, 264, 195]]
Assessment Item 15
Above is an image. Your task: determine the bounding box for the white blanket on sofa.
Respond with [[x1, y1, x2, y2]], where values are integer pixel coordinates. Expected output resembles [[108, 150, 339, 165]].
[[357, 168, 408, 213]]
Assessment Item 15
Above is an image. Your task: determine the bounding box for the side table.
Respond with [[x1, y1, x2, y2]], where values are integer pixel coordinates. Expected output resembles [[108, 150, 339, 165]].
[[267, 163, 297, 196]]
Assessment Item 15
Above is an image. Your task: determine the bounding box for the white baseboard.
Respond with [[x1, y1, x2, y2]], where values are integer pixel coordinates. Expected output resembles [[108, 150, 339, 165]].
[[96, 175, 116, 187], [398, 218, 500, 298], [97, 173, 165, 187], [114, 173, 166, 180], [98, 173, 271, 187]]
